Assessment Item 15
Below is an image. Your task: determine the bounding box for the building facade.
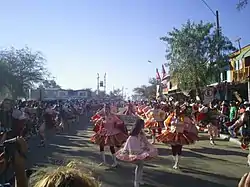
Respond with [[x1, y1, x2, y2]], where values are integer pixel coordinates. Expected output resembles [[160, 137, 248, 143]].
[[229, 45, 250, 83], [29, 88, 92, 100]]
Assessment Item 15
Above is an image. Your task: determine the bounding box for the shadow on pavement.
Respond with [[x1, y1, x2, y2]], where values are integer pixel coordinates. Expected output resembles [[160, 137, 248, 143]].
[[156, 147, 245, 166], [27, 114, 94, 168], [189, 147, 247, 157], [99, 163, 232, 187], [181, 167, 239, 181]]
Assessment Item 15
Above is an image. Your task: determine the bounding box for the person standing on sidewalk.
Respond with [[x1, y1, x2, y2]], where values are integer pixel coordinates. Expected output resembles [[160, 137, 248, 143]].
[[228, 101, 240, 137]]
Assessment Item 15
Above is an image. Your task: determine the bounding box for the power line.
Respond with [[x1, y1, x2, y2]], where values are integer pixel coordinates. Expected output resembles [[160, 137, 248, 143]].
[[200, 0, 216, 16]]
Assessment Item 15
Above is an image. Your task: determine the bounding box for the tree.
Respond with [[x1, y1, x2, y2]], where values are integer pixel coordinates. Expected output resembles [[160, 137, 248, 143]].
[[237, 0, 248, 10], [160, 20, 235, 99], [133, 78, 158, 99], [42, 79, 61, 89], [0, 60, 23, 97], [109, 88, 123, 98], [0, 47, 48, 98]]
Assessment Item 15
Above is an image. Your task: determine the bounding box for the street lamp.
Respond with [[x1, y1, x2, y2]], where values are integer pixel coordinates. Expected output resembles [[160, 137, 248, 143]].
[[148, 60, 162, 100]]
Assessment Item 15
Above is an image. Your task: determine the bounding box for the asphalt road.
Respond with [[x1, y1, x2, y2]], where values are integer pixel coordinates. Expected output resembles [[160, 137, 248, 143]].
[[24, 113, 250, 187]]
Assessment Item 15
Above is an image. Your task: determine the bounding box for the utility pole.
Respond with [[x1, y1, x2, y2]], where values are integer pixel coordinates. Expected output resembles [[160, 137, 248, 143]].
[[216, 11, 220, 39], [97, 73, 100, 95], [216, 10, 220, 60], [201, 1, 220, 52], [235, 38, 242, 52], [104, 73, 107, 95], [215, 10, 221, 84], [122, 86, 124, 99]]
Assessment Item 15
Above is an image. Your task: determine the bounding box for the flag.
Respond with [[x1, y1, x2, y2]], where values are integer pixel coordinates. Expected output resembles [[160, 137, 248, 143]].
[[156, 68, 161, 80], [162, 64, 166, 79]]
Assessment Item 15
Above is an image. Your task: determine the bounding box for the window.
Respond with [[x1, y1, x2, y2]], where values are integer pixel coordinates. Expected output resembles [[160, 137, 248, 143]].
[[221, 70, 227, 81], [235, 60, 239, 70], [78, 91, 87, 97]]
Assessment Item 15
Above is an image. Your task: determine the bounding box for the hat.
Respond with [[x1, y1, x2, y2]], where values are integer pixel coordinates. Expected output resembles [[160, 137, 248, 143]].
[[246, 107, 250, 112]]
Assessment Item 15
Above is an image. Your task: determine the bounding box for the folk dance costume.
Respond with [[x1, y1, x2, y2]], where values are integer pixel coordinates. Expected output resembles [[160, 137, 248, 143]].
[[231, 108, 250, 166], [91, 105, 128, 167], [136, 105, 146, 116], [116, 119, 158, 187], [115, 131, 158, 161], [157, 110, 198, 169], [197, 106, 219, 145], [145, 106, 165, 144], [91, 113, 102, 133], [140, 106, 151, 119], [39, 107, 56, 147], [110, 104, 118, 113], [123, 101, 136, 115]]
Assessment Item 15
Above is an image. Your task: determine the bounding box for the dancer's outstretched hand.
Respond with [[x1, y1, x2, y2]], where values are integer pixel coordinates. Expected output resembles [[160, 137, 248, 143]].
[[239, 172, 250, 187]]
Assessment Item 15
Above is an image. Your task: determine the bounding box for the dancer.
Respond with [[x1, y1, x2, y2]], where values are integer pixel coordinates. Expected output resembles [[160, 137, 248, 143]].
[[145, 104, 166, 144], [39, 104, 57, 147], [91, 104, 128, 167], [234, 107, 250, 166], [123, 100, 135, 115], [116, 118, 158, 187], [197, 105, 219, 145], [90, 113, 102, 133], [157, 106, 198, 169]]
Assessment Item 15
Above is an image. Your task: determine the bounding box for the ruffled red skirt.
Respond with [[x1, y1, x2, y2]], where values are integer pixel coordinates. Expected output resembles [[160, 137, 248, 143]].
[[91, 132, 128, 146], [157, 130, 198, 145], [145, 120, 162, 129]]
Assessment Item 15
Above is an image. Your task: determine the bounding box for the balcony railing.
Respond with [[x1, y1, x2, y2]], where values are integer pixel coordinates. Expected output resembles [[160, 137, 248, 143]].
[[232, 66, 250, 82]]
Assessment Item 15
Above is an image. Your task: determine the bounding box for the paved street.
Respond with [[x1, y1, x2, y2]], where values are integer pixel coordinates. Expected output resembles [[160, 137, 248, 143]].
[[26, 113, 250, 187]]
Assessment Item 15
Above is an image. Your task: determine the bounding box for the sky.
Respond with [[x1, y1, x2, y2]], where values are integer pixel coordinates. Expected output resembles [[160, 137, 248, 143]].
[[1, 0, 250, 96]]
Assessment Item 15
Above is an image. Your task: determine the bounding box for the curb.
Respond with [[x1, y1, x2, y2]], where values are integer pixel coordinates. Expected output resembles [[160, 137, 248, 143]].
[[196, 126, 241, 145], [219, 134, 241, 145]]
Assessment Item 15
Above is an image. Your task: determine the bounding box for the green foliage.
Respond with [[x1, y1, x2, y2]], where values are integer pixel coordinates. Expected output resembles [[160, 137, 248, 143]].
[[41, 79, 61, 89], [0, 47, 48, 98], [109, 88, 122, 97], [237, 0, 248, 10], [160, 20, 235, 95], [133, 78, 158, 99]]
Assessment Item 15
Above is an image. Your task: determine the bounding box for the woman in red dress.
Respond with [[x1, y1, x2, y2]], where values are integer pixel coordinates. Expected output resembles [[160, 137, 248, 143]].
[[91, 104, 128, 167]]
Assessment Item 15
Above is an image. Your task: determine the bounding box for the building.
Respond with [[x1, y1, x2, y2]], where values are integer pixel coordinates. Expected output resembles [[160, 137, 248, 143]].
[[229, 44, 250, 83], [29, 88, 92, 100], [227, 44, 250, 100], [220, 65, 232, 83]]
